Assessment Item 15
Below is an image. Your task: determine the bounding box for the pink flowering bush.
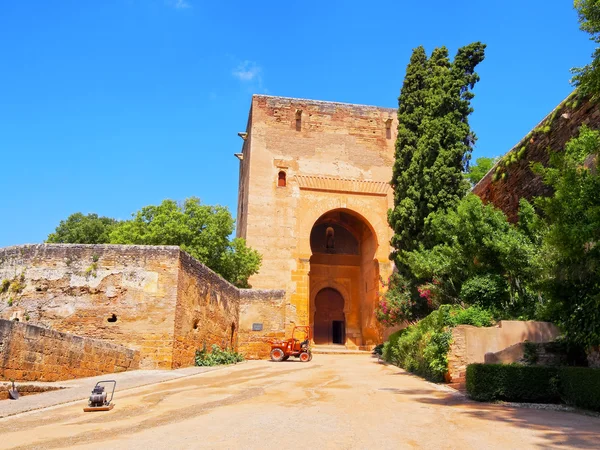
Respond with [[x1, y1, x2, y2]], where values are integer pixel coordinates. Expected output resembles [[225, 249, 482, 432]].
[[376, 273, 427, 325]]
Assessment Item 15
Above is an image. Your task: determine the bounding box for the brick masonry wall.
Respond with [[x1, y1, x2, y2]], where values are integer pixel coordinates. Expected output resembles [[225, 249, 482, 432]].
[[172, 252, 240, 368], [0, 319, 140, 381], [0, 244, 180, 369], [238, 289, 286, 359], [473, 94, 600, 222]]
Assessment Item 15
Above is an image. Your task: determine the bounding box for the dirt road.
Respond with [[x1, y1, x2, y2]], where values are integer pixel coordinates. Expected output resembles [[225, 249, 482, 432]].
[[0, 355, 598, 449]]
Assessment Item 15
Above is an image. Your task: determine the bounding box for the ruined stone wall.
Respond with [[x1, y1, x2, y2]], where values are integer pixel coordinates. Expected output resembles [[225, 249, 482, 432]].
[[473, 94, 600, 221], [447, 321, 560, 382], [0, 244, 180, 369], [238, 289, 286, 359], [172, 252, 240, 368], [0, 319, 139, 381], [0, 244, 286, 368], [236, 95, 397, 345]]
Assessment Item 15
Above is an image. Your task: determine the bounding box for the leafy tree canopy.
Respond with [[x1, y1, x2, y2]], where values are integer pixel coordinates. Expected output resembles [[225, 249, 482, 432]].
[[47, 198, 261, 288], [534, 126, 600, 347], [465, 156, 498, 186], [572, 0, 600, 97], [404, 194, 544, 318], [379, 195, 544, 325], [47, 213, 119, 244]]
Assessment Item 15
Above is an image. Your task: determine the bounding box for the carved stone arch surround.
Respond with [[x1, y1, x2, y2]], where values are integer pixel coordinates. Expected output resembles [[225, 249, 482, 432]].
[[309, 279, 351, 319]]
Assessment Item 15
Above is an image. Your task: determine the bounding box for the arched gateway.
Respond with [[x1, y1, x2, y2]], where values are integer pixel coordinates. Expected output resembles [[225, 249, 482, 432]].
[[309, 209, 379, 348], [234, 95, 397, 357], [314, 288, 345, 344]]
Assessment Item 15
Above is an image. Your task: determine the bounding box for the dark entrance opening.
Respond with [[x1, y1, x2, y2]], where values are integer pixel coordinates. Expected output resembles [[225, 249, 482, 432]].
[[314, 288, 345, 345], [332, 320, 345, 344]]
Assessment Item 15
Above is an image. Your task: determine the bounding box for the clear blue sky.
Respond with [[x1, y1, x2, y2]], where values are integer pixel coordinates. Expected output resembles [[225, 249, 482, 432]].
[[0, 0, 594, 247]]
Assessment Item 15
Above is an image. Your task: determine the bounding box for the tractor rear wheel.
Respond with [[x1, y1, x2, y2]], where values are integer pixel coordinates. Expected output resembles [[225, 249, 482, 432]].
[[270, 348, 285, 362], [299, 352, 310, 362]]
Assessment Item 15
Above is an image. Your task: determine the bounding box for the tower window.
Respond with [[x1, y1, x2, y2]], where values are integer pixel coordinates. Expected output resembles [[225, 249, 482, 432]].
[[278, 171, 287, 187]]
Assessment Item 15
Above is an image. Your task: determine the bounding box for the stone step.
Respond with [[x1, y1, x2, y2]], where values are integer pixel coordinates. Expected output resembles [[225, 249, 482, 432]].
[[312, 345, 372, 355]]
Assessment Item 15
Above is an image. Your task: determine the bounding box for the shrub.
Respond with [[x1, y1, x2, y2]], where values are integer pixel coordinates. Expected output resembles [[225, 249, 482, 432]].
[[443, 305, 495, 328], [467, 364, 600, 412], [383, 306, 493, 381], [460, 275, 509, 312], [558, 367, 600, 412], [372, 343, 384, 356], [466, 364, 560, 403], [382, 329, 404, 363], [194, 344, 244, 367]]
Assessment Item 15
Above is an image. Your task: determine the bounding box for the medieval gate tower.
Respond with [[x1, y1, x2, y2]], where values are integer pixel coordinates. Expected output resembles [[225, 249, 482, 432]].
[[236, 95, 397, 349]]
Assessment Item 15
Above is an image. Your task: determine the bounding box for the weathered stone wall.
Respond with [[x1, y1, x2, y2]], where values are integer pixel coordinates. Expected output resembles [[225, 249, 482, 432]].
[[473, 93, 600, 221], [0, 244, 286, 368], [172, 252, 240, 368], [447, 320, 560, 382], [0, 244, 180, 369], [238, 289, 286, 359], [0, 319, 139, 381], [484, 341, 568, 366], [236, 95, 397, 347]]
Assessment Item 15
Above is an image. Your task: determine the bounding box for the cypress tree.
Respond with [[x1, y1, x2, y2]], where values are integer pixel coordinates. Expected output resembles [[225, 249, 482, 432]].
[[388, 46, 429, 262], [385, 42, 486, 321]]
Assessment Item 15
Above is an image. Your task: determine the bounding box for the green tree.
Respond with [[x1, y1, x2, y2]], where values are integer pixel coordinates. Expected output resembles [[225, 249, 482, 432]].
[[572, 0, 600, 97], [465, 156, 498, 185], [389, 46, 428, 263], [109, 197, 261, 287], [47, 213, 119, 244], [534, 126, 600, 347], [47, 198, 262, 288], [385, 42, 486, 322], [403, 194, 543, 319]]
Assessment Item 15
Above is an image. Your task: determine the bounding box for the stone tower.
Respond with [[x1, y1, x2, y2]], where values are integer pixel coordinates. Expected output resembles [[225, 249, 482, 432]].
[[236, 95, 397, 350]]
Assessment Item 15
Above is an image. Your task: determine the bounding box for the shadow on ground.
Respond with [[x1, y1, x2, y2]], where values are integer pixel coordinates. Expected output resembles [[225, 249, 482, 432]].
[[385, 379, 600, 449]]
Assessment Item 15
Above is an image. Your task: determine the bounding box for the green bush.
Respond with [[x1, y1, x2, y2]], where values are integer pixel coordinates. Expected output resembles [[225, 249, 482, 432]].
[[467, 364, 600, 411], [383, 306, 494, 381], [444, 305, 495, 327], [460, 275, 509, 312], [558, 367, 600, 412], [466, 364, 560, 403], [372, 343, 384, 356], [194, 344, 244, 367], [382, 329, 404, 363]]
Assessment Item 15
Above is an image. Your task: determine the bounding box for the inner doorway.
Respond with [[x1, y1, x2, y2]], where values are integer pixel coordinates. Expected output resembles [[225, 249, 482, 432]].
[[332, 321, 345, 344], [314, 288, 345, 345]]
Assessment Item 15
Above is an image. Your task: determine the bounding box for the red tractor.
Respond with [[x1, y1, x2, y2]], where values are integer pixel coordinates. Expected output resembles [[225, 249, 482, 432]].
[[270, 326, 313, 362]]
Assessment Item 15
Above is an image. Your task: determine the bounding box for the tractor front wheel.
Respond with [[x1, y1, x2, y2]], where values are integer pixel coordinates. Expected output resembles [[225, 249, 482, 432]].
[[299, 352, 310, 362], [270, 348, 285, 362]]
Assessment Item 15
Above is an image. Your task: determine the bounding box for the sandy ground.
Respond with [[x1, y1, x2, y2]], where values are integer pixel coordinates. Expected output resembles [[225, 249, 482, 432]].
[[0, 355, 598, 450]]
